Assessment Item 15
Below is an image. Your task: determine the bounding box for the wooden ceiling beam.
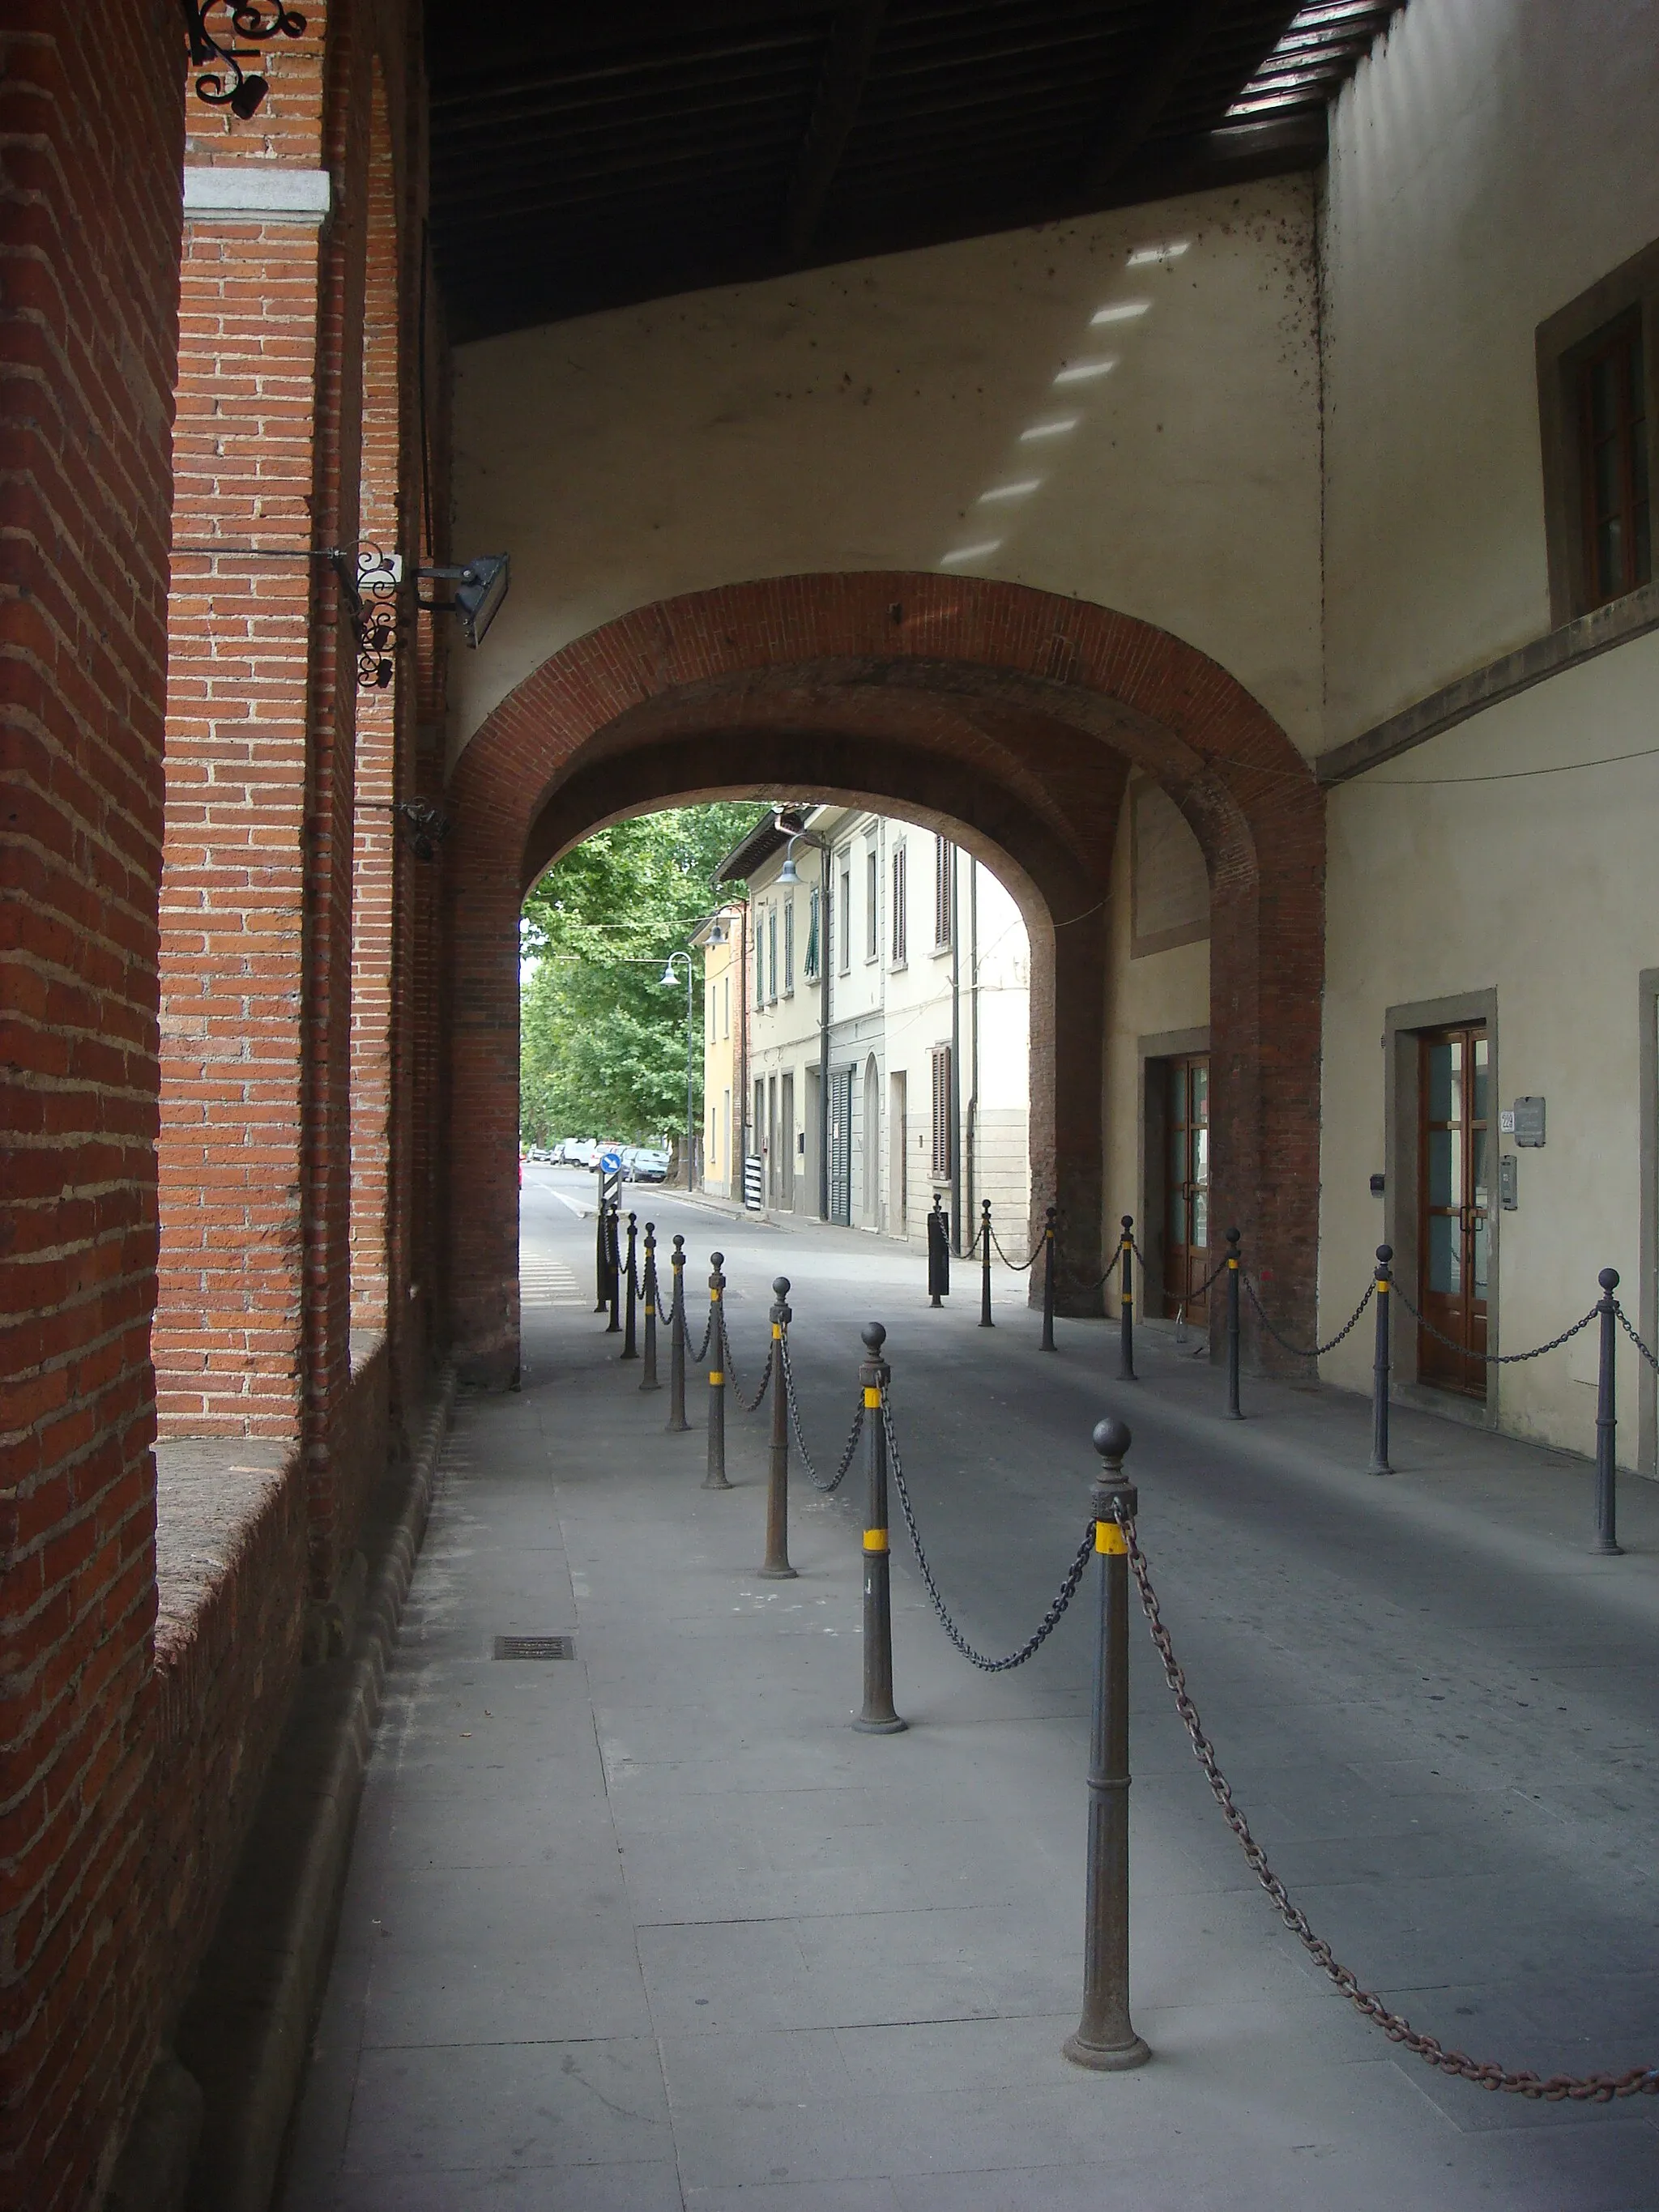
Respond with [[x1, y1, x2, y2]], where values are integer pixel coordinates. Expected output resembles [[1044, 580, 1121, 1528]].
[[1075, 0, 1250, 193], [783, 1, 889, 256]]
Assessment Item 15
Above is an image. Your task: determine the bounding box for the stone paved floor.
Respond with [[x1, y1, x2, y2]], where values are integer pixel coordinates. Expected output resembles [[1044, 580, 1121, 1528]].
[[279, 1169, 1659, 2209]]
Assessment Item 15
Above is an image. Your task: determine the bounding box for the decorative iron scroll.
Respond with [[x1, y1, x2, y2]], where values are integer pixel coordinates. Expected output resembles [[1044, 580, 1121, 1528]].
[[182, 3, 308, 120], [353, 545, 403, 692]]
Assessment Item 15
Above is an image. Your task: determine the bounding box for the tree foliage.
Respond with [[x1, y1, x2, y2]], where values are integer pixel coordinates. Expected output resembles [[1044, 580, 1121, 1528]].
[[519, 803, 765, 1147]]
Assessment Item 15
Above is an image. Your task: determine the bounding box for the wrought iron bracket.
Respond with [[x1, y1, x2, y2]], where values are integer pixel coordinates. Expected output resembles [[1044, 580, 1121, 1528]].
[[181, 2, 307, 120]]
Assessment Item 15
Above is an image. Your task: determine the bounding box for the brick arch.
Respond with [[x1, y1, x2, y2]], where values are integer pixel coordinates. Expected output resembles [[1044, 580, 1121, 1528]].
[[446, 573, 1324, 1385]]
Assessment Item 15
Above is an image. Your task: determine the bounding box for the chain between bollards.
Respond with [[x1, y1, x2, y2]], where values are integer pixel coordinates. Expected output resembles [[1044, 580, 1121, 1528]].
[[1041, 1207, 1057, 1352], [979, 1200, 994, 1327], [758, 1278, 797, 1579], [666, 1234, 690, 1432], [703, 1253, 731, 1490], [1116, 1217, 1136, 1383], [851, 1322, 906, 1734], [1064, 1415, 1149, 2073], [1367, 1244, 1392, 1474], [621, 1212, 639, 1358], [1224, 1227, 1243, 1418]]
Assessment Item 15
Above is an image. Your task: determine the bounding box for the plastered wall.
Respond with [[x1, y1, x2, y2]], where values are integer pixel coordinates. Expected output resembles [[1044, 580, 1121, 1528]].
[[1320, 0, 1659, 741], [448, 176, 1322, 763]]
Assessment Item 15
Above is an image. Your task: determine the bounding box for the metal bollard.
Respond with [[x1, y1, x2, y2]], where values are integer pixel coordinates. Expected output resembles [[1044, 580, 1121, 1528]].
[[639, 1223, 660, 1392], [704, 1253, 731, 1491], [758, 1276, 797, 1579], [1593, 1267, 1622, 1556], [621, 1211, 639, 1359], [1117, 1216, 1137, 1383], [667, 1234, 690, 1433], [979, 1199, 994, 1328], [595, 1195, 610, 1312], [1064, 1416, 1151, 2073], [1041, 1206, 1057, 1352], [851, 1321, 906, 1734], [928, 1195, 950, 1307], [606, 1202, 622, 1334], [1224, 1227, 1243, 1419], [1366, 1244, 1392, 1474]]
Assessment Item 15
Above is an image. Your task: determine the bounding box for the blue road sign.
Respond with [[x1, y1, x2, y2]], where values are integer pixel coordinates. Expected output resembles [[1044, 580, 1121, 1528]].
[[599, 1149, 623, 1173]]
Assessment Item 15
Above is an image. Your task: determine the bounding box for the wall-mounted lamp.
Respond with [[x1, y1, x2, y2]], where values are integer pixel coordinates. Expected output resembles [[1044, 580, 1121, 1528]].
[[181, 1, 306, 120], [419, 555, 510, 648], [360, 799, 453, 862]]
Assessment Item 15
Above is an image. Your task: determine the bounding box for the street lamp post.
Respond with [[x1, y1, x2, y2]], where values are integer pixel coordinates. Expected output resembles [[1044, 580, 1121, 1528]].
[[660, 950, 697, 1189]]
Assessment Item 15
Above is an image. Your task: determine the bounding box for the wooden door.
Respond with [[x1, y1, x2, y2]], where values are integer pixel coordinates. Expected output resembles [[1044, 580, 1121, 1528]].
[[1161, 1055, 1210, 1318], [1418, 1025, 1491, 1396]]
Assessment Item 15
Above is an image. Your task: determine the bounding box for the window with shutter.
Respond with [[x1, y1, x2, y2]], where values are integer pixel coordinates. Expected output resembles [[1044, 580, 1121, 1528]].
[[933, 834, 953, 948], [891, 844, 907, 964], [930, 1045, 952, 1179]]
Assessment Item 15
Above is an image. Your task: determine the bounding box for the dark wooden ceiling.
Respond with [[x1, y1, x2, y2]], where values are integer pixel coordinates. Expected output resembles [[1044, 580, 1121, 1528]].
[[424, 2, 1395, 340]]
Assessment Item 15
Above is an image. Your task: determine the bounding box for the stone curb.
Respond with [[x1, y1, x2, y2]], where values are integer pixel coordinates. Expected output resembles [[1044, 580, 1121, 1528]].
[[168, 1368, 457, 2212]]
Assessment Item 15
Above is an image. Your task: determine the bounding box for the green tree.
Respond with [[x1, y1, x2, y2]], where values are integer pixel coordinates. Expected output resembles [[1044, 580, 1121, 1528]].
[[519, 803, 764, 1149]]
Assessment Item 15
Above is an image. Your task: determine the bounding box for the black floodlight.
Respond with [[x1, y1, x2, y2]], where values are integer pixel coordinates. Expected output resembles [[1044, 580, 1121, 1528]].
[[419, 553, 510, 648]]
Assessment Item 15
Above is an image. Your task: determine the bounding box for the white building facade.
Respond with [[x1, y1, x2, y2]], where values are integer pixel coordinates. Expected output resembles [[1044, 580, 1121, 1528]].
[[711, 810, 1030, 1243]]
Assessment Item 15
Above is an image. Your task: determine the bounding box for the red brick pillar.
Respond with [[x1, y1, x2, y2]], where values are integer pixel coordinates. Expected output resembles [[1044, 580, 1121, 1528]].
[[0, 8, 183, 2201], [157, 4, 369, 1592]]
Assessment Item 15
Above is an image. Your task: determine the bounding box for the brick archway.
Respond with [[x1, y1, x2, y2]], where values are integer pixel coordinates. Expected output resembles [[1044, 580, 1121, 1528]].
[[446, 573, 1323, 1385]]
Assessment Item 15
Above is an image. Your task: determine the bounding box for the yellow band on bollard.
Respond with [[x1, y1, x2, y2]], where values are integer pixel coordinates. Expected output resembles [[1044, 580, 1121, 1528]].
[[864, 1386, 881, 1408], [645, 1303, 655, 1317], [864, 1528, 889, 1552], [1121, 1294, 1132, 1308], [772, 1322, 783, 1339], [1378, 1279, 1390, 1293], [1095, 1521, 1128, 1554], [711, 1289, 723, 1301], [709, 1370, 724, 1385], [1228, 1257, 1239, 1269]]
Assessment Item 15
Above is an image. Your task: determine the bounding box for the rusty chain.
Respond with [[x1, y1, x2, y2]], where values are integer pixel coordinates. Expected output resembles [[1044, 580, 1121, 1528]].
[[778, 1336, 864, 1493], [1243, 1272, 1375, 1361], [881, 1391, 1094, 1670], [1112, 1498, 1659, 2103], [1391, 1279, 1600, 1365], [1615, 1304, 1659, 1372], [719, 1312, 773, 1413]]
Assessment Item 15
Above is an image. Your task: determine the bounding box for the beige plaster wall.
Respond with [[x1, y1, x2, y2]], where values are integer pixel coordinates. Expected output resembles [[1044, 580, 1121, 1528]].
[[1102, 798, 1210, 1272], [1320, 0, 1659, 744], [448, 177, 1321, 764], [1318, 627, 1659, 1457]]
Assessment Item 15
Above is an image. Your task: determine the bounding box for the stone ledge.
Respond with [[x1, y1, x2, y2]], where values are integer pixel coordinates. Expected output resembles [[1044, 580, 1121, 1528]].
[[170, 1367, 456, 2212]]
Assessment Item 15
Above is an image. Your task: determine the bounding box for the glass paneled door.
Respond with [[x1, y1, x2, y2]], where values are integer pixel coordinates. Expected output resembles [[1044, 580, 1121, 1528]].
[[1418, 1025, 1491, 1396], [1162, 1055, 1210, 1318]]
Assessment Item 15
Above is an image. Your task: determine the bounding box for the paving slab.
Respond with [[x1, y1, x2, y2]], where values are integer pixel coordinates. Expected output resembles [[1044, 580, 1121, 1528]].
[[280, 1168, 1659, 2210]]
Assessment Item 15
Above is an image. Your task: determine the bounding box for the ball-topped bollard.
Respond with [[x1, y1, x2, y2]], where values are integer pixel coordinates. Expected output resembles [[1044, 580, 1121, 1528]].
[[639, 1222, 660, 1391], [703, 1252, 731, 1491], [851, 1320, 905, 1734], [666, 1234, 689, 1432], [758, 1276, 798, 1579], [1064, 1414, 1150, 2073], [1593, 1267, 1623, 1556], [979, 1198, 994, 1328], [1041, 1206, 1057, 1350], [1116, 1219, 1137, 1383], [1367, 1244, 1394, 1476]]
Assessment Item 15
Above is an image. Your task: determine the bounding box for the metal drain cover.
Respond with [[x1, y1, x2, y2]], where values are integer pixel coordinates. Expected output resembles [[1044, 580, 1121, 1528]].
[[493, 1634, 575, 1660]]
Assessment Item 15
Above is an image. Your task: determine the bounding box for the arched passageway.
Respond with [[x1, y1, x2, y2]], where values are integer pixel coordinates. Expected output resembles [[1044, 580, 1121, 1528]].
[[446, 573, 1324, 1387]]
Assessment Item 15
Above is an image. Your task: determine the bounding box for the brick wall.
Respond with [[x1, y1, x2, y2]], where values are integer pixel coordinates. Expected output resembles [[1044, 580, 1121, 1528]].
[[0, 5, 183, 2201], [445, 574, 1325, 1385]]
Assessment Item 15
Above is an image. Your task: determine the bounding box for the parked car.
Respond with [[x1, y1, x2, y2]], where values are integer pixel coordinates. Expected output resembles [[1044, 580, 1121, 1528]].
[[563, 1138, 599, 1168], [624, 1147, 669, 1183]]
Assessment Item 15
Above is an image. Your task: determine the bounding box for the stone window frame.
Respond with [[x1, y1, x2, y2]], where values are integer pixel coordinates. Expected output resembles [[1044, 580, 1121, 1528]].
[[1537, 237, 1659, 627]]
